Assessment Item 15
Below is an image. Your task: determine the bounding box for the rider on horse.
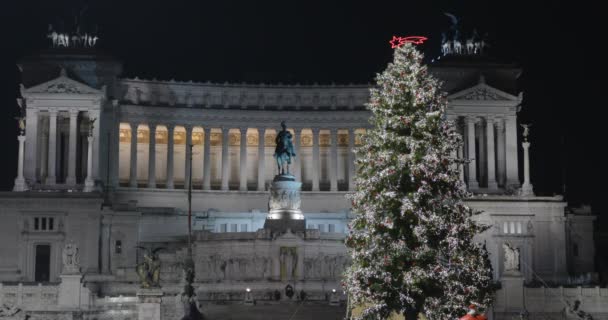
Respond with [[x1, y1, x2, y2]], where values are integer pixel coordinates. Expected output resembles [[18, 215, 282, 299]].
[[274, 121, 296, 175]]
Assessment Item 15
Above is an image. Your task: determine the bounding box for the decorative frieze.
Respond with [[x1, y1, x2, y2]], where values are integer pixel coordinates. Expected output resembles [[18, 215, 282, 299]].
[[119, 78, 369, 110]]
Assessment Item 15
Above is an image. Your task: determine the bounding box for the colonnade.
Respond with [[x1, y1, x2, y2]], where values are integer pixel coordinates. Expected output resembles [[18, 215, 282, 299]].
[[22, 108, 99, 186], [118, 123, 362, 192], [454, 114, 519, 190]]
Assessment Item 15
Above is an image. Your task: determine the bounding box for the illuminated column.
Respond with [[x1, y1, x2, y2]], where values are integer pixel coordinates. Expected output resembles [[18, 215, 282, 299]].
[[13, 135, 28, 191], [505, 115, 520, 188], [46, 110, 58, 185], [83, 135, 95, 192], [329, 128, 338, 191], [293, 128, 301, 181], [239, 127, 248, 191], [257, 127, 266, 191], [486, 117, 498, 190], [129, 122, 138, 188], [221, 127, 230, 191], [66, 109, 79, 185], [184, 125, 193, 189], [348, 128, 356, 191], [166, 124, 175, 189], [147, 124, 157, 188], [311, 127, 320, 191], [466, 116, 479, 190], [202, 127, 211, 190]]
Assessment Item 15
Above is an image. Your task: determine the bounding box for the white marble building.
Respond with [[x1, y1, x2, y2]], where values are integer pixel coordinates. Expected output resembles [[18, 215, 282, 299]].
[[0, 47, 602, 320]]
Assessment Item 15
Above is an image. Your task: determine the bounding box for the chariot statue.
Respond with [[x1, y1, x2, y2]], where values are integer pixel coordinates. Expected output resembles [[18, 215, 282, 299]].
[[273, 121, 296, 175]]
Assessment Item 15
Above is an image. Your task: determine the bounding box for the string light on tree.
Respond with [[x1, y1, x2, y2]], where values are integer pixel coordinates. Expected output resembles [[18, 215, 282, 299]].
[[344, 41, 494, 320]]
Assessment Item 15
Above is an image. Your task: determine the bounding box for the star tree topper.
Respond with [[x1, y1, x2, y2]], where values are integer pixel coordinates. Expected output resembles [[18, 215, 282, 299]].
[[389, 35, 428, 48]]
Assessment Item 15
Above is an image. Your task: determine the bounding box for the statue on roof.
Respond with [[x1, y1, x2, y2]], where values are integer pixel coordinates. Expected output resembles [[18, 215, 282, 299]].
[[274, 121, 296, 175], [521, 124, 532, 142]]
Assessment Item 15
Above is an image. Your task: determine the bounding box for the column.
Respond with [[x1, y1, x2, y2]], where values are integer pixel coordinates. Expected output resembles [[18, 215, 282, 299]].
[[89, 110, 101, 181], [520, 141, 534, 196], [311, 127, 320, 191], [457, 144, 465, 183], [46, 110, 58, 185], [293, 128, 302, 182], [476, 120, 486, 186], [166, 124, 175, 189], [109, 101, 120, 188], [66, 109, 79, 185], [23, 107, 39, 182], [466, 116, 479, 189], [257, 127, 266, 191], [239, 127, 248, 191], [83, 136, 95, 192], [184, 125, 193, 189], [202, 127, 211, 190], [221, 127, 230, 191], [505, 115, 520, 188], [496, 119, 506, 187], [348, 128, 356, 191], [456, 119, 465, 183], [147, 124, 157, 188], [329, 128, 338, 191], [129, 122, 138, 188], [13, 135, 28, 191], [486, 117, 498, 189]]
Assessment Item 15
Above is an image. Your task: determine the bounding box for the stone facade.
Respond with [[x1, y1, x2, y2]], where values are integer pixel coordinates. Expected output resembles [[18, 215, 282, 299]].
[[0, 49, 602, 319]]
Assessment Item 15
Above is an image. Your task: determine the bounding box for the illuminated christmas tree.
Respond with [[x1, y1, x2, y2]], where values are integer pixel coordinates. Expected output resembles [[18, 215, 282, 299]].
[[344, 42, 494, 320]]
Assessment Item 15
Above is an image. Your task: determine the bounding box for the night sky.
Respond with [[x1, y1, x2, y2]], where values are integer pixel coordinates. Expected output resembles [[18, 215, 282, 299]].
[[0, 1, 600, 214]]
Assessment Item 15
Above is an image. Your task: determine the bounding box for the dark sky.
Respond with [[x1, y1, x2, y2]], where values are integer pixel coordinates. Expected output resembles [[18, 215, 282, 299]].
[[0, 1, 601, 214]]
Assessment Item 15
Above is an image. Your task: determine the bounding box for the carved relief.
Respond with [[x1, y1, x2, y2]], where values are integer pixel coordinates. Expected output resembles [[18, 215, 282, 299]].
[[137, 129, 149, 144], [229, 133, 240, 146], [303, 254, 349, 280], [119, 129, 131, 143], [198, 254, 272, 280], [247, 134, 258, 146], [301, 135, 312, 147], [192, 132, 204, 145], [461, 88, 503, 101], [265, 133, 277, 147], [269, 188, 301, 211], [210, 133, 222, 146]]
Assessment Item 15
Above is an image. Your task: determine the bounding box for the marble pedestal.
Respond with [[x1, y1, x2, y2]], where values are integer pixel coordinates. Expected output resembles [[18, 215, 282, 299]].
[[264, 174, 305, 233], [501, 272, 525, 312], [137, 288, 163, 320], [58, 273, 90, 308]]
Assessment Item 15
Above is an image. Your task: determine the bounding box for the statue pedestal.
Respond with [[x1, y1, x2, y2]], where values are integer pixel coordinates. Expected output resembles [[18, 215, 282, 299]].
[[244, 291, 254, 306], [264, 174, 305, 233], [58, 273, 90, 309], [329, 291, 340, 306], [500, 272, 524, 312], [137, 289, 163, 320]]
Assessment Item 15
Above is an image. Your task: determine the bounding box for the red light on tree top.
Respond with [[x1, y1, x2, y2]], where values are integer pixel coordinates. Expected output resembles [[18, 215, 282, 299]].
[[390, 36, 428, 48]]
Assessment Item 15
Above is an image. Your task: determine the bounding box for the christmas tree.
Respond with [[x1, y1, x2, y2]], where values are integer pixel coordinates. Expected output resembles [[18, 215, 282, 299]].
[[344, 42, 494, 320]]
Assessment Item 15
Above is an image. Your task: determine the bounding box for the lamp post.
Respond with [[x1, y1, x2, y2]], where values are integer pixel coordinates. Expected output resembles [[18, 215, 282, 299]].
[[181, 143, 203, 320]]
